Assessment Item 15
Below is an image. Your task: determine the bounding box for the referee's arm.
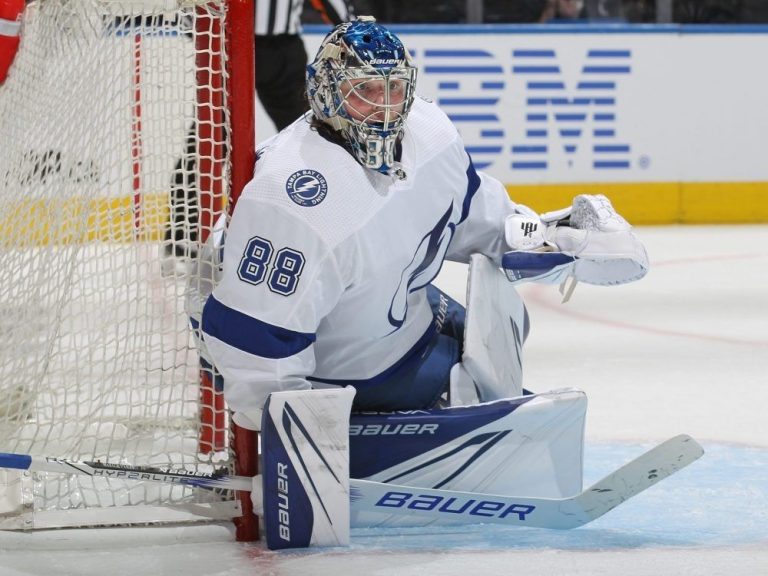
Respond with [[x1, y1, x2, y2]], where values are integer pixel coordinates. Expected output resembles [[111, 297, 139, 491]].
[[308, 0, 353, 25]]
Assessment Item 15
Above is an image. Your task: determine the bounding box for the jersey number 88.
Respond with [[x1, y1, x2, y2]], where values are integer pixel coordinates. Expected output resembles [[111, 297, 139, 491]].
[[237, 236, 305, 297]]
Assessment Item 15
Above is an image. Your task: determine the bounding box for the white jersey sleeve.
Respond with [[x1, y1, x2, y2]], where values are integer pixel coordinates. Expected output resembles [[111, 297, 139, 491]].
[[201, 195, 347, 414], [426, 108, 532, 265], [446, 162, 523, 265]]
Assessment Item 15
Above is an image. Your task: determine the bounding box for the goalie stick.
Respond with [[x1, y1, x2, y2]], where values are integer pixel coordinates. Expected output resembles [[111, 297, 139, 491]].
[[351, 434, 704, 529], [0, 434, 703, 530]]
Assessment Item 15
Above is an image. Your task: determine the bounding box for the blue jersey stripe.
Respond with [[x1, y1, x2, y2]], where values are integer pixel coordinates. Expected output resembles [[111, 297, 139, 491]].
[[458, 154, 481, 224], [202, 295, 316, 359]]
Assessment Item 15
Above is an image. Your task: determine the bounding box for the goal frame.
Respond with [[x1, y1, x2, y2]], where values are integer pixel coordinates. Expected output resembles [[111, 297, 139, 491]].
[[223, 0, 258, 542], [0, 0, 259, 542]]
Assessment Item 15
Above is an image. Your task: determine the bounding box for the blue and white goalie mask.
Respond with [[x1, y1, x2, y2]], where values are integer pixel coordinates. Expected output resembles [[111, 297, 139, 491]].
[[306, 17, 417, 174]]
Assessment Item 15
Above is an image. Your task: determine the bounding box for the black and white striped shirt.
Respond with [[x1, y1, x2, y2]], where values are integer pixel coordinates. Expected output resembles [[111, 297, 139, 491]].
[[256, 0, 352, 36]]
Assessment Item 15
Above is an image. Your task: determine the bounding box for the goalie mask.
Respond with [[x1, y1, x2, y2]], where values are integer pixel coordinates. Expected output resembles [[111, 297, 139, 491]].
[[306, 17, 417, 174]]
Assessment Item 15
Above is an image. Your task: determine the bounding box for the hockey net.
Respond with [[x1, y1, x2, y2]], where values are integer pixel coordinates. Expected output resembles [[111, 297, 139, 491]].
[[0, 0, 257, 539]]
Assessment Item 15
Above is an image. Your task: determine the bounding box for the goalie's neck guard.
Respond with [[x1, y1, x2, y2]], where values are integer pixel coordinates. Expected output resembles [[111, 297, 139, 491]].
[[306, 17, 417, 175]]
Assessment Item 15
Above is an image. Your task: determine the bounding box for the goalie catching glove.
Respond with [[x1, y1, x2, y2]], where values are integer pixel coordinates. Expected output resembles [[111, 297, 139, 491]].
[[502, 194, 648, 299]]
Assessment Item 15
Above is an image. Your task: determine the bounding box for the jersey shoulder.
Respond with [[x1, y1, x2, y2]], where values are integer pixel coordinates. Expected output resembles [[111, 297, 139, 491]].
[[407, 97, 462, 149], [241, 122, 387, 248]]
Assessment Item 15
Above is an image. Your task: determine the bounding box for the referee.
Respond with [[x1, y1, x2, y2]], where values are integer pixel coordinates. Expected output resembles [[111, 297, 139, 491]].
[[256, 0, 353, 131]]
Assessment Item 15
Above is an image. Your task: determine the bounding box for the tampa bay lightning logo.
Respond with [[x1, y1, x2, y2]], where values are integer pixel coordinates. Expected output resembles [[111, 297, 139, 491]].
[[388, 203, 455, 329], [286, 169, 328, 207]]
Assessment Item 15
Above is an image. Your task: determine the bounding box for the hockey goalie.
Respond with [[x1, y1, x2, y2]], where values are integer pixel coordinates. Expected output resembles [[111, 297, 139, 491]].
[[196, 17, 661, 549]]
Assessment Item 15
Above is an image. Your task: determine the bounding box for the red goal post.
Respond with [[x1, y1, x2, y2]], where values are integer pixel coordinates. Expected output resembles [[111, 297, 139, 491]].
[[224, 0, 258, 542]]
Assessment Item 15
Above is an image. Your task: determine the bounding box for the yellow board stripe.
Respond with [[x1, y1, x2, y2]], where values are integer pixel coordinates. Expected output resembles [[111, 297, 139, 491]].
[[0, 194, 169, 247], [2, 182, 766, 248], [506, 181, 768, 224]]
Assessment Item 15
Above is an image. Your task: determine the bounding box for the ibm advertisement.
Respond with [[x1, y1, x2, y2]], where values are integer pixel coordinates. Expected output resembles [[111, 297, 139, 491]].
[[257, 27, 768, 222]]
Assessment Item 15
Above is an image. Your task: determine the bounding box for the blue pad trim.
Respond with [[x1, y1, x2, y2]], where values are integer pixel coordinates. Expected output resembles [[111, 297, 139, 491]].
[[502, 251, 575, 282], [261, 396, 315, 550]]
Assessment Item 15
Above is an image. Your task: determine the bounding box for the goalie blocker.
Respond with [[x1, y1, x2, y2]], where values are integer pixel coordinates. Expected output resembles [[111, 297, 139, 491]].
[[259, 386, 355, 550]]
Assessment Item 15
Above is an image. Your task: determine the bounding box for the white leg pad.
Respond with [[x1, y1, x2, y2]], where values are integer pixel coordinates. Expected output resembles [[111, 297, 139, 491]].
[[0, 469, 23, 517], [260, 386, 355, 549], [459, 254, 527, 403], [449, 362, 480, 406]]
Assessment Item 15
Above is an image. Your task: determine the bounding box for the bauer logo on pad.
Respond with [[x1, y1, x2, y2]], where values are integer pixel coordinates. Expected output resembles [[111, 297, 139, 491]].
[[286, 169, 328, 207]]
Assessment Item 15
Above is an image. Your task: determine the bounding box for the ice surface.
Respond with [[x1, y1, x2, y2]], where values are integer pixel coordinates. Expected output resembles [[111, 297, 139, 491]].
[[0, 225, 766, 575]]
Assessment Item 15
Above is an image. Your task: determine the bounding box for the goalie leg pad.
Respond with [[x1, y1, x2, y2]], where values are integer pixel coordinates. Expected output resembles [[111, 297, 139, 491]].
[[427, 284, 466, 352], [460, 254, 529, 402], [349, 389, 587, 504], [0, 469, 23, 517], [261, 386, 355, 549], [348, 333, 458, 411]]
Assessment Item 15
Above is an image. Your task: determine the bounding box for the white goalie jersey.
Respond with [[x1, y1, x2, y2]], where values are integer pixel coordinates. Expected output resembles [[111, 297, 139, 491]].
[[201, 97, 528, 416]]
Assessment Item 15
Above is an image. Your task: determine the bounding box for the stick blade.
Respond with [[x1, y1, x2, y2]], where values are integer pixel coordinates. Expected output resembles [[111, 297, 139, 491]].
[[576, 434, 705, 525]]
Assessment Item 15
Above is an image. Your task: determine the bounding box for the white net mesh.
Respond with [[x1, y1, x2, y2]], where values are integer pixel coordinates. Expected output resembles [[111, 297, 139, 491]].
[[0, 0, 235, 522]]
